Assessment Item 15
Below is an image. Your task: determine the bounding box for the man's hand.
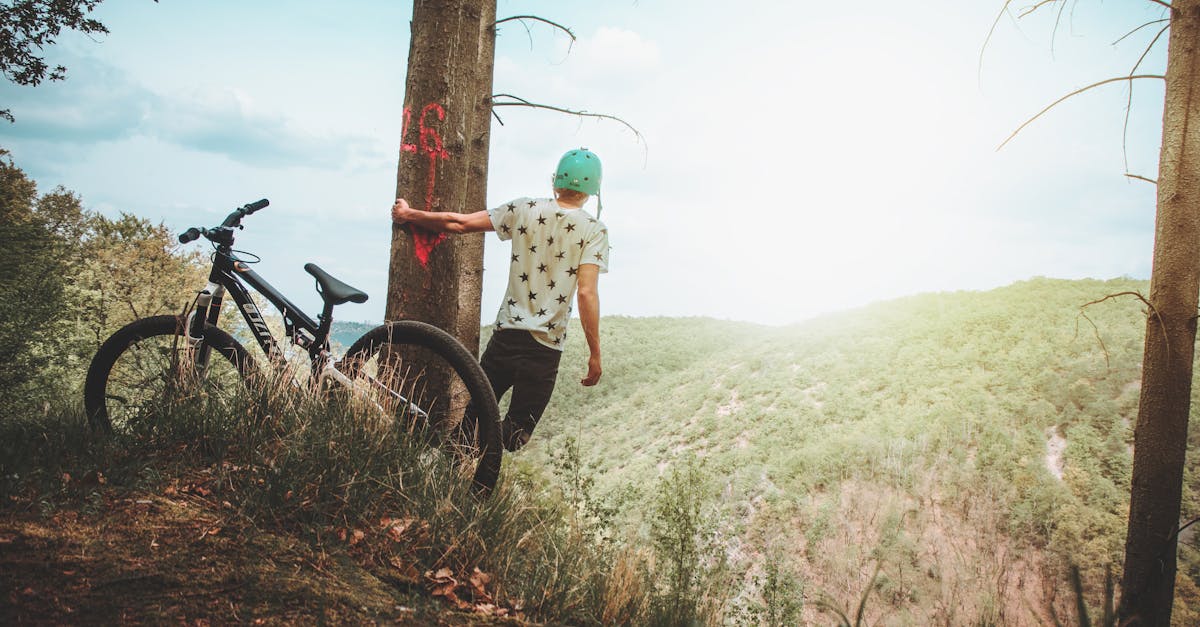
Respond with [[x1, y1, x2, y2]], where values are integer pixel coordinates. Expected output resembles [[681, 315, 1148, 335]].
[[391, 198, 413, 224], [581, 353, 602, 386]]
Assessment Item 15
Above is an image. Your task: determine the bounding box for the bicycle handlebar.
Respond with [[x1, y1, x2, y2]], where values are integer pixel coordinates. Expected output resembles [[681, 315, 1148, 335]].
[[178, 199, 270, 244]]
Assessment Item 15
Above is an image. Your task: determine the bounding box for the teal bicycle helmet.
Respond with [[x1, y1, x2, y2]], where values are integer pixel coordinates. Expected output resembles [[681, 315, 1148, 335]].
[[553, 148, 602, 196]]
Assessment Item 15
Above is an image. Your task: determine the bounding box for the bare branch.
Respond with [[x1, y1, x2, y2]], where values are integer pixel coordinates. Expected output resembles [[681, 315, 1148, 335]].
[[997, 75, 1165, 151], [1075, 307, 1112, 369], [1146, 0, 1173, 10], [1123, 24, 1171, 171], [1077, 291, 1169, 363], [1016, 0, 1071, 58], [1081, 291, 1153, 309], [495, 15, 576, 47], [1113, 19, 1170, 46], [979, 1, 1017, 82], [1077, 291, 1157, 369], [1018, 0, 1061, 19], [1125, 173, 1158, 185], [491, 93, 645, 145]]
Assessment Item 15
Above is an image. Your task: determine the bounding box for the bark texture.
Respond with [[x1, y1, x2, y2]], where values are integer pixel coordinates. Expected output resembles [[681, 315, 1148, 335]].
[[1120, 2, 1200, 624], [386, 0, 496, 354]]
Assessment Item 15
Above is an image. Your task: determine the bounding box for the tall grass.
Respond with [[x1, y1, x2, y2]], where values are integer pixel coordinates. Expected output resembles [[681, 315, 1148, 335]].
[[0, 370, 746, 625]]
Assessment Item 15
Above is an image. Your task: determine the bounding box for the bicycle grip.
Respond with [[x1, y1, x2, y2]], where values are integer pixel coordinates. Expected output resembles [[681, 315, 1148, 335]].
[[243, 198, 269, 214], [179, 227, 201, 243]]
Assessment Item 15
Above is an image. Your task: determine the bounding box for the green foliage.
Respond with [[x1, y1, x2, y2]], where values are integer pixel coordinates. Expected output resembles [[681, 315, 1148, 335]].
[[646, 455, 731, 626], [0, 152, 205, 421], [0, 152, 84, 418], [0, 0, 111, 121], [512, 277, 1188, 620], [737, 543, 804, 627]]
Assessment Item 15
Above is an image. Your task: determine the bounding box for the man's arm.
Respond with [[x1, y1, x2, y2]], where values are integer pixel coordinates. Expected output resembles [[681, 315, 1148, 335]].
[[391, 198, 494, 234], [576, 264, 602, 386]]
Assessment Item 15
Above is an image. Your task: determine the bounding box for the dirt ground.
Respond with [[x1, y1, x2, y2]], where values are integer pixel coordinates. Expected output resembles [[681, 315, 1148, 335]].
[[0, 482, 505, 625]]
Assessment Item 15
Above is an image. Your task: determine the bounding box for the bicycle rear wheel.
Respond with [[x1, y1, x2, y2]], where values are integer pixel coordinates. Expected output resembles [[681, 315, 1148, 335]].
[[340, 321, 502, 495], [84, 315, 254, 433]]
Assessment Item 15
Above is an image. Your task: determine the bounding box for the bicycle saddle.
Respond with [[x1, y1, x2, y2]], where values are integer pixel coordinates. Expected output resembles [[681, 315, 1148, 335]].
[[304, 263, 368, 305]]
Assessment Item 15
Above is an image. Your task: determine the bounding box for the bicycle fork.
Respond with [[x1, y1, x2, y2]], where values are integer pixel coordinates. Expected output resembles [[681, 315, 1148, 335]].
[[185, 282, 225, 372]]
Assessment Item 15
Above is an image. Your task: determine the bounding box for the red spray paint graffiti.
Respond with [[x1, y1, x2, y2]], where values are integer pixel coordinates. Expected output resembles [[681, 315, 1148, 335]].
[[400, 103, 450, 266]]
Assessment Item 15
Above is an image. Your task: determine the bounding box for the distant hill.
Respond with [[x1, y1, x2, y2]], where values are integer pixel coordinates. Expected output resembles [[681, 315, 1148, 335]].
[[325, 279, 1200, 621], [498, 277, 1200, 622], [329, 320, 378, 350]]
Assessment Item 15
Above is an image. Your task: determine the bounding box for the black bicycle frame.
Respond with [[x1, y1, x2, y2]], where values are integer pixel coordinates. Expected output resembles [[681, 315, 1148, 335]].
[[187, 244, 327, 368]]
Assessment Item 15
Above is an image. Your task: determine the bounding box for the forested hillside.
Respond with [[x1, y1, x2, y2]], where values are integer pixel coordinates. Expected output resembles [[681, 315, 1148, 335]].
[[2, 149, 1192, 626], [507, 278, 1200, 623]]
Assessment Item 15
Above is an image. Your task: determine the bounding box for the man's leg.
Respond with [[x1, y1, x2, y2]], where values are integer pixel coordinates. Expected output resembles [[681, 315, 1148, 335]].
[[501, 337, 562, 451], [458, 332, 516, 447]]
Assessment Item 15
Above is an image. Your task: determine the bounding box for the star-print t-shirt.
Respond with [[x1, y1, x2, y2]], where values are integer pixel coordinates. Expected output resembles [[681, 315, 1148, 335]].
[[488, 197, 609, 351]]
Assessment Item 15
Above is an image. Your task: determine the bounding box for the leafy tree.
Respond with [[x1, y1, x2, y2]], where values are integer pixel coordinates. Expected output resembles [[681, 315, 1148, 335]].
[[0, 151, 205, 418], [74, 211, 205, 347], [0, 0, 112, 122], [0, 149, 84, 417]]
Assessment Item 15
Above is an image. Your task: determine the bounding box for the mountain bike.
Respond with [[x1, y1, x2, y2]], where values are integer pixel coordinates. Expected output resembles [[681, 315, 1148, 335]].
[[83, 199, 502, 493]]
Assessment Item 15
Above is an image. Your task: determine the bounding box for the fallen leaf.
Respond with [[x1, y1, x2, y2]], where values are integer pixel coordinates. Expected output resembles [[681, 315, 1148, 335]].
[[386, 519, 417, 542], [470, 567, 491, 589], [469, 568, 493, 602], [388, 557, 421, 581], [349, 529, 365, 546]]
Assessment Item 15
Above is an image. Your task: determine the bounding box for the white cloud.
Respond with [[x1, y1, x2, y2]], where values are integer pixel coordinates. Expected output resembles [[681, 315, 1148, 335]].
[[568, 27, 662, 82]]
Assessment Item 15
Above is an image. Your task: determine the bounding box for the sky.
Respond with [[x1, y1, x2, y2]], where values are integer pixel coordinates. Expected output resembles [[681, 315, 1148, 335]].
[[0, 0, 1173, 326]]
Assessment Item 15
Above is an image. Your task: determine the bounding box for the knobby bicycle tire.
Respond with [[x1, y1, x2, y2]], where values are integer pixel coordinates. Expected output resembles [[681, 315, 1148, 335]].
[[342, 321, 502, 495], [84, 315, 254, 433]]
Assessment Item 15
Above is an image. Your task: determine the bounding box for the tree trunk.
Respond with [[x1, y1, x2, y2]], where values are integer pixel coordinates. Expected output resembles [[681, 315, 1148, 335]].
[[1120, 2, 1200, 624], [386, 0, 496, 353]]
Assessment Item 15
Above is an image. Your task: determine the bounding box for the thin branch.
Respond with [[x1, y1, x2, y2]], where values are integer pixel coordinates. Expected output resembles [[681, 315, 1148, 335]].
[[1019, 0, 1062, 19], [1125, 173, 1158, 185], [1016, 0, 1072, 58], [495, 15, 576, 44], [1081, 291, 1154, 310], [1074, 307, 1111, 369], [1146, 0, 1173, 10], [997, 75, 1165, 150], [1077, 291, 1169, 363], [491, 93, 646, 146], [1112, 18, 1170, 46], [1122, 24, 1171, 171], [979, 1, 1017, 82]]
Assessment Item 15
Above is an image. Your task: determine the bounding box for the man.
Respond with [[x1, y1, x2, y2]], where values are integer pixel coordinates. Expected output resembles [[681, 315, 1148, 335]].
[[391, 148, 609, 451]]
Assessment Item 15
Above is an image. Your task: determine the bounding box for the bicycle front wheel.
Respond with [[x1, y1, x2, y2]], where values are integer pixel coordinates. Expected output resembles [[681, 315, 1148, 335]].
[[340, 321, 502, 495], [84, 315, 254, 434]]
